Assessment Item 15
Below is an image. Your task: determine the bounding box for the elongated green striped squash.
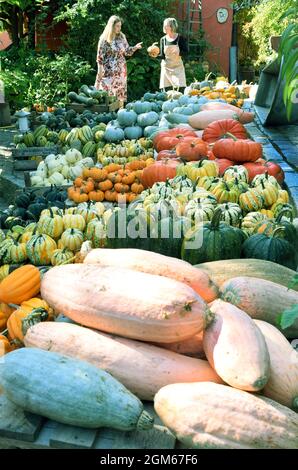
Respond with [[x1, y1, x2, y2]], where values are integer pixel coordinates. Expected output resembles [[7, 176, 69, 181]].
[[195, 259, 298, 290], [220, 276, 298, 338], [1, 348, 153, 430]]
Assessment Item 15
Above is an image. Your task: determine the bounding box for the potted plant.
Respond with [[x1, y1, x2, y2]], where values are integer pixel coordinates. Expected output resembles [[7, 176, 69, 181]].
[[278, 1, 298, 120]]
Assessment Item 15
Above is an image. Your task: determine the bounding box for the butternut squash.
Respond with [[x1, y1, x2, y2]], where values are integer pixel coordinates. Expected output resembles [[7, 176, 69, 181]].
[[220, 277, 298, 338], [196, 258, 297, 290], [200, 102, 255, 123], [254, 320, 298, 411], [189, 109, 248, 129], [24, 322, 222, 401], [203, 299, 270, 391], [153, 332, 205, 358], [1, 348, 154, 430], [83, 248, 219, 303], [41, 264, 212, 343], [154, 382, 298, 449]]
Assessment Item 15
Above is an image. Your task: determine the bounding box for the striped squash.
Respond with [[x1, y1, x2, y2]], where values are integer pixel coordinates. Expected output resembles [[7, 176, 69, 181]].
[[218, 203, 242, 226], [38, 212, 64, 239], [241, 211, 268, 235], [255, 181, 278, 208], [62, 214, 86, 231], [26, 234, 57, 265], [51, 248, 74, 266], [60, 229, 84, 252], [239, 188, 264, 212], [85, 218, 107, 248]]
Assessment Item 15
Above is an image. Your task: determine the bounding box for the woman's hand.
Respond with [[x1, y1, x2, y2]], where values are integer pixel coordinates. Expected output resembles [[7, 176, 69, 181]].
[[134, 42, 143, 50]]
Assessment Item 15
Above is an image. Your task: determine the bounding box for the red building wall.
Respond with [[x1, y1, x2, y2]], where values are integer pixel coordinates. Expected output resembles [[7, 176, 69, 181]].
[[173, 0, 233, 77], [201, 0, 233, 76], [35, 14, 68, 51]]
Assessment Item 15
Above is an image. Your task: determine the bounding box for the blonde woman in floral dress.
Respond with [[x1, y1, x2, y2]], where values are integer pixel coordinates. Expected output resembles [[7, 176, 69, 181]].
[[95, 16, 142, 108]]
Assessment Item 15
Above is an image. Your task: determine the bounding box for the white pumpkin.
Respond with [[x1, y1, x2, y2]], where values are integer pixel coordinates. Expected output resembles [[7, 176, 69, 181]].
[[48, 172, 65, 185], [65, 149, 82, 164], [81, 157, 95, 167], [44, 153, 57, 164], [61, 165, 70, 179], [68, 164, 83, 180], [30, 175, 44, 186]]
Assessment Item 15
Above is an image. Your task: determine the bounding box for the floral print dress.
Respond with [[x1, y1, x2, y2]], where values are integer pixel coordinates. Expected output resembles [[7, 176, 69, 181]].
[[95, 35, 137, 102]]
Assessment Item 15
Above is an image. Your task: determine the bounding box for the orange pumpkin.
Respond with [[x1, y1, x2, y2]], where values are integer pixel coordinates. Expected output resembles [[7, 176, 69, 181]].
[[0, 335, 14, 356], [213, 138, 263, 163], [89, 190, 105, 202], [0, 303, 14, 330], [141, 159, 180, 188], [98, 180, 113, 191], [7, 298, 54, 343], [0, 265, 40, 304], [176, 138, 209, 161]]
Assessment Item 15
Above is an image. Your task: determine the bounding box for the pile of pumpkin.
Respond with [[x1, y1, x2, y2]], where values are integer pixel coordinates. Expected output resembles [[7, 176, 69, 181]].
[[103, 171, 296, 270], [188, 75, 247, 108], [0, 251, 297, 448], [0, 202, 115, 269], [67, 161, 153, 204], [96, 137, 154, 166]]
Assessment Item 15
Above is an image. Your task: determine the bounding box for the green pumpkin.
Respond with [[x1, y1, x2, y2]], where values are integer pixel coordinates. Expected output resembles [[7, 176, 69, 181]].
[[106, 208, 153, 251], [254, 208, 297, 247], [51, 248, 74, 266], [150, 216, 190, 259], [181, 207, 245, 264], [85, 217, 107, 248], [26, 234, 57, 265], [137, 111, 159, 127], [15, 192, 31, 209], [26, 203, 48, 221], [117, 109, 137, 126], [198, 176, 222, 192], [242, 227, 297, 270]]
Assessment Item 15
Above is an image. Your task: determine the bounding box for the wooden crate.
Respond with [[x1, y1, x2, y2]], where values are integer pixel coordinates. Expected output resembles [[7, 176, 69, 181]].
[[66, 100, 120, 114], [0, 395, 176, 449], [12, 146, 59, 171]]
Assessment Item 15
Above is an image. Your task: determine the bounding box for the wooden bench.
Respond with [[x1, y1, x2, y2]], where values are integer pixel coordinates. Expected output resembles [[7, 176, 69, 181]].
[[12, 146, 59, 171]]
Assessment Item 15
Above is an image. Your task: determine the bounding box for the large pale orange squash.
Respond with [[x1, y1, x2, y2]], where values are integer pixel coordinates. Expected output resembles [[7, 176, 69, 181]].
[[154, 382, 298, 449], [203, 299, 270, 391], [83, 248, 219, 303], [153, 332, 205, 358], [41, 264, 213, 343], [24, 322, 222, 401], [0, 265, 40, 304], [254, 320, 298, 411]]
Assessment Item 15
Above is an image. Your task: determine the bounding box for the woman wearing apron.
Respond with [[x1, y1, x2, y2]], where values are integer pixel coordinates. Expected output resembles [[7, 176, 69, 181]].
[[158, 18, 188, 92]]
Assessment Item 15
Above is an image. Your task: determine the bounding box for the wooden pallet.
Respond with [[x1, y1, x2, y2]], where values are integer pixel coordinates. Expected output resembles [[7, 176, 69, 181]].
[[12, 146, 59, 171], [0, 395, 176, 449], [66, 100, 120, 114]]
